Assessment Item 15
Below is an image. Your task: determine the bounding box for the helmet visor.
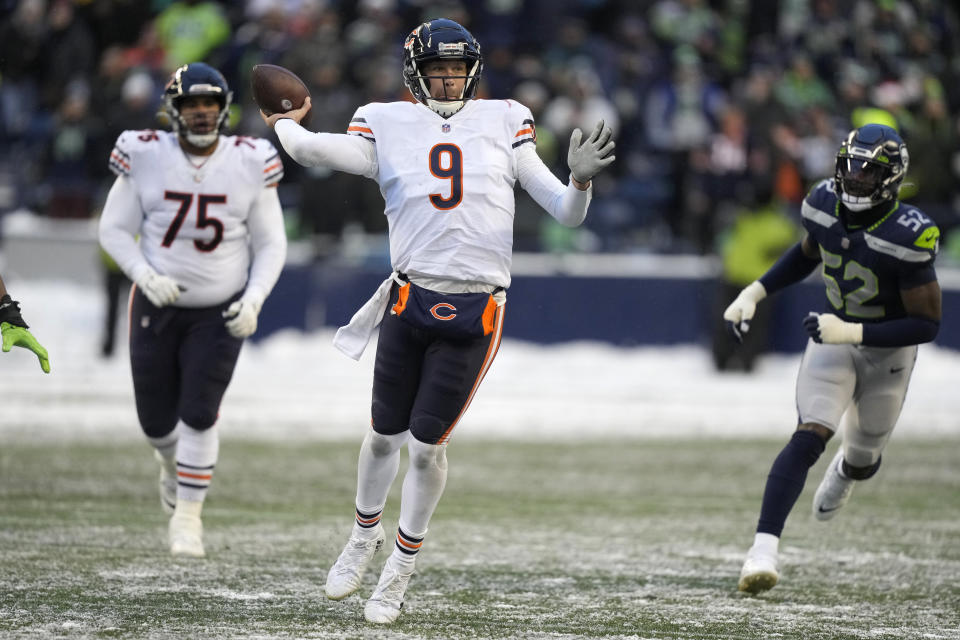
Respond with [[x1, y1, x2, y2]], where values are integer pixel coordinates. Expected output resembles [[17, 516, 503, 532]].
[[837, 156, 887, 197]]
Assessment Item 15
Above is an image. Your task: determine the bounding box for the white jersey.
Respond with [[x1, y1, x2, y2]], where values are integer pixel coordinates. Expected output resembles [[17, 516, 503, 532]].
[[347, 99, 543, 288], [102, 130, 285, 307]]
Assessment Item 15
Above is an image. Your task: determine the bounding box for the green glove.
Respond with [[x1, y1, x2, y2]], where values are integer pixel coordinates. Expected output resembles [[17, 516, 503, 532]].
[[1, 322, 50, 373]]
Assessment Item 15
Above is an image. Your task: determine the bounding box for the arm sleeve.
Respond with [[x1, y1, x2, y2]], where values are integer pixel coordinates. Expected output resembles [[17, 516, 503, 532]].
[[516, 143, 591, 228], [758, 242, 821, 295], [861, 316, 940, 347], [900, 262, 937, 289], [243, 187, 288, 303], [98, 176, 154, 283], [274, 119, 377, 178]]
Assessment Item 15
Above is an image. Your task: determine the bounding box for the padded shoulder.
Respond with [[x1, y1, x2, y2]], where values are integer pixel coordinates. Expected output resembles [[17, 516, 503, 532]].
[[108, 129, 167, 177], [500, 99, 536, 149], [223, 135, 284, 186], [463, 99, 536, 149], [347, 102, 380, 141], [866, 202, 939, 263], [800, 179, 840, 231]]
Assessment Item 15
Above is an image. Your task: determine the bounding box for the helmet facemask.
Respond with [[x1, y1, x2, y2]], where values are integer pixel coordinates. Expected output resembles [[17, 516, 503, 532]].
[[834, 125, 908, 213], [163, 63, 233, 149], [413, 57, 481, 117], [167, 94, 229, 148], [402, 19, 483, 118]]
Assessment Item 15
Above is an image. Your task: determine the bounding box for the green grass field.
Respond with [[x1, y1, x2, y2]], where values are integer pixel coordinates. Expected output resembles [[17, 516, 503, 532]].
[[1, 437, 958, 639]]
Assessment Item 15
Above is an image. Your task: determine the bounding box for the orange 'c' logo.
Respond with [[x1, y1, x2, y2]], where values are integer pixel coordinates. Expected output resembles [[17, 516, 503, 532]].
[[430, 303, 457, 320]]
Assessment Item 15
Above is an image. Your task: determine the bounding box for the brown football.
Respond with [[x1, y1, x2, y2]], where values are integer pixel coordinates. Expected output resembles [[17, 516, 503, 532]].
[[251, 64, 311, 127]]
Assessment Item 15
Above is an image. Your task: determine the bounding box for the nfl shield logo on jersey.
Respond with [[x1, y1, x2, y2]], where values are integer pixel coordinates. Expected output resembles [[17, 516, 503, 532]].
[[442, 123, 450, 133]]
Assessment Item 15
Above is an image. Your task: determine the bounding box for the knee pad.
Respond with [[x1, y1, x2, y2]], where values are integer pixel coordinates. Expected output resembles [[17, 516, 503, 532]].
[[179, 415, 216, 431], [366, 429, 407, 457], [409, 414, 448, 445], [842, 455, 882, 480], [407, 437, 447, 472]]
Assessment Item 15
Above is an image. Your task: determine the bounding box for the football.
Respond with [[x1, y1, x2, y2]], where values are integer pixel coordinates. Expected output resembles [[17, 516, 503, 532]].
[[251, 64, 311, 127]]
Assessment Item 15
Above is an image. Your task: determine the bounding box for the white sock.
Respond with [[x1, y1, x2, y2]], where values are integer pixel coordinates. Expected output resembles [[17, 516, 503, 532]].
[[752, 532, 780, 555], [397, 437, 447, 539], [148, 424, 180, 471], [174, 498, 203, 520], [176, 421, 219, 504], [354, 430, 408, 534]]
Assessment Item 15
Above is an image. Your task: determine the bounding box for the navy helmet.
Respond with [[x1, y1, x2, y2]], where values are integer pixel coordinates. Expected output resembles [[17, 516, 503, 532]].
[[163, 62, 232, 148], [402, 18, 482, 117], [835, 123, 908, 212]]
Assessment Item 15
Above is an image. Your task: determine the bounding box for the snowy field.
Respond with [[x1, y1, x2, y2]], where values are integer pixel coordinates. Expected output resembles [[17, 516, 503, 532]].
[[1, 279, 958, 444], [2, 280, 958, 640]]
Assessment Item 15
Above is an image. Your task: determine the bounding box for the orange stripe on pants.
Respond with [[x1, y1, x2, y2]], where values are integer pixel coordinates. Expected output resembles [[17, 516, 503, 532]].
[[437, 303, 505, 445]]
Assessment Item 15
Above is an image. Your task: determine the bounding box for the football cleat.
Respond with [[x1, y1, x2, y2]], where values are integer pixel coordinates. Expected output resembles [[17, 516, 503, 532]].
[[169, 512, 205, 558], [155, 450, 177, 515], [324, 525, 385, 600], [738, 546, 779, 594], [813, 450, 855, 521], [364, 554, 415, 624]]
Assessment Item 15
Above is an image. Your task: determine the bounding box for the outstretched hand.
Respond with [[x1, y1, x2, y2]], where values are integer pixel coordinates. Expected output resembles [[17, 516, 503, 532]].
[[1, 322, 50, 373], [567, 119, 616, 186], [261, 96, 312, 129]]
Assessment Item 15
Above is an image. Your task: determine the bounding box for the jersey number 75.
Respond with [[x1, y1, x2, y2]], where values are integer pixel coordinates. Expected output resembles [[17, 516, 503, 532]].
[[163, 191, 226, 252]]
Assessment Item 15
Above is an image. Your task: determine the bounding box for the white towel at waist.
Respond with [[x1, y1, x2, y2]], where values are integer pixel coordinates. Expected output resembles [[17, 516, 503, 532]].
[[332, 272, 402, 360], [332, 272, 507, 360]]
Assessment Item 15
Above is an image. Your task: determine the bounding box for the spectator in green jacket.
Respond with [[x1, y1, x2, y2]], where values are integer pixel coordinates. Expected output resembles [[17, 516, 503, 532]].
[[712, 184, 799, 371]]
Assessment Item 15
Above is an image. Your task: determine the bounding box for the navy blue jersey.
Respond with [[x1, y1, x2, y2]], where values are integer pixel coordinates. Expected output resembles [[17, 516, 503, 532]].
[[801, 179, 939, 323]]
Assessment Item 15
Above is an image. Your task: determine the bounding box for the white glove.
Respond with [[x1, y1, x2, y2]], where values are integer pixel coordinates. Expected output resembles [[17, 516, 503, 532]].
[[803, 312, 863, 344], [567, 119, 616, 184], [223, 293, 264, 339], [135, 269, 181, 308], [723, 281, 767, 342]]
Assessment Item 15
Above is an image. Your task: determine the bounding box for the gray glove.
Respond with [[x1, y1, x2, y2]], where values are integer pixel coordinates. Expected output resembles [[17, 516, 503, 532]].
[[567, 120, 616, 183]]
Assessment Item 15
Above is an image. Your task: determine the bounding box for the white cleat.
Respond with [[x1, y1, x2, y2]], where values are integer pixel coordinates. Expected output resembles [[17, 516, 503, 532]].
[[738, 546, 779, 594], [155, 450, 176, 515], [324, 525, 385, 600], [813, 450, 855, 521], [169, 513, 205, 558], [364, 554, 415, 624]]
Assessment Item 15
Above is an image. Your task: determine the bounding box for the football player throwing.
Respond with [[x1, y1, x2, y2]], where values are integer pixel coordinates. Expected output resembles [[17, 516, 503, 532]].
[[261, 18, 614, 624]]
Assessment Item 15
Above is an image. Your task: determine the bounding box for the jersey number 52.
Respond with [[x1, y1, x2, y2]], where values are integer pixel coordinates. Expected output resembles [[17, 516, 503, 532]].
[[821, 248, 884, 319]]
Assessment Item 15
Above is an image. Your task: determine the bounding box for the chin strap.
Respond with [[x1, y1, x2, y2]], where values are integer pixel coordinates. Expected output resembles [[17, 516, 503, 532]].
[[184, 131, 219, 148], [425, 98, 466, 117]]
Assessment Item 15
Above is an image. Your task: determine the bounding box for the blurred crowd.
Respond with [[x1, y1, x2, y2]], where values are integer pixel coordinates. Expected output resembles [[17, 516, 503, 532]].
[[1, 0, 959, 260]]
